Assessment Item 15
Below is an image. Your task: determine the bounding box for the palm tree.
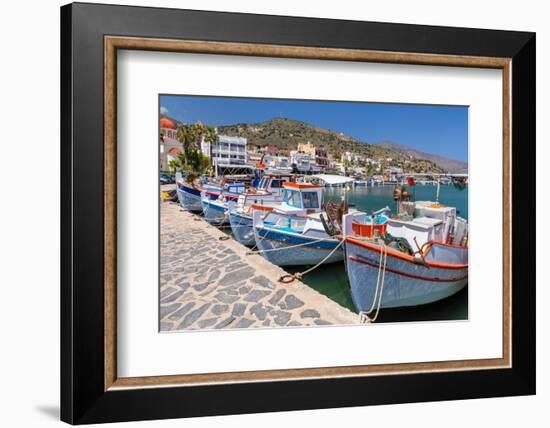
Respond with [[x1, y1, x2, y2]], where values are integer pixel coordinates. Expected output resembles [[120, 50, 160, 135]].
[[176, 124, 198, 167], [168, 159, 181, 175], [201, 126, 218, 168], [175, 122, 213, 183], [202, 125, 217, 147]]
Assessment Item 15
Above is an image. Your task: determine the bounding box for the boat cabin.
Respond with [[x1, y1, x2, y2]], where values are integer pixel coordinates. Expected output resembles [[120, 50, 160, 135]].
[[224, 182, 247, 195], [234, 174, 294, 210], [256, 174, 294, 194], [278, 182, 323, 215]]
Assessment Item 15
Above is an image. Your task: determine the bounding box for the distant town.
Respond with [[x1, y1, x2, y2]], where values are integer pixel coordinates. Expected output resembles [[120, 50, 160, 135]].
[[160, 116, 468, 179]]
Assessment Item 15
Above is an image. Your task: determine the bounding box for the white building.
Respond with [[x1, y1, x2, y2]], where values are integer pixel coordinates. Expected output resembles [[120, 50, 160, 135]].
[[290, 151, 322, 173], [341, 151, 375, 165], [201, 134, 247, 167]]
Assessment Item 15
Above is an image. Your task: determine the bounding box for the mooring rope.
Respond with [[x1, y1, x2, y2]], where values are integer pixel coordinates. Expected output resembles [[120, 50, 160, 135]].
[[215, 223, 253, 230], [359, 243, 388, 323], [247, 235, 338, 255], [201, 202, 228, 227], [278, 240, 345, 284]]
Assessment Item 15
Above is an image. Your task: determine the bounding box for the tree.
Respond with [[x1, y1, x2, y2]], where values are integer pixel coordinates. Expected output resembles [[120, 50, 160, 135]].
[[182, 150, 211, 183], [175, 122, 215, 183], [176, 124, 198, 167], [201, 125, 218, 167], [168, 158, 181, 175]]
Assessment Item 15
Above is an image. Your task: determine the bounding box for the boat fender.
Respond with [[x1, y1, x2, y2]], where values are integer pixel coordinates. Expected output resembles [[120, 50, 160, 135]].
[[412, 254, 428, 266]]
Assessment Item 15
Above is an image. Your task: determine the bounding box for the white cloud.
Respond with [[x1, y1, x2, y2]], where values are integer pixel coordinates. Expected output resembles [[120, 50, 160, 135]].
[[160, 106, 169, 116]]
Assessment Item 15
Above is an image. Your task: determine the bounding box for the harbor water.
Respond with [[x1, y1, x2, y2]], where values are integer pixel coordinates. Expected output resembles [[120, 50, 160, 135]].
[[288, 184, 469, 323]]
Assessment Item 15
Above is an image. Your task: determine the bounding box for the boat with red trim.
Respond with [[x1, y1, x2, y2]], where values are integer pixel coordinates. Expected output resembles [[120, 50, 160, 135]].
[[342, 200, 468, 311], [252, 181, 347, 266], [175, 180, 213, 213], [228, 173, 295, 245], [201, 181, 247, 224]]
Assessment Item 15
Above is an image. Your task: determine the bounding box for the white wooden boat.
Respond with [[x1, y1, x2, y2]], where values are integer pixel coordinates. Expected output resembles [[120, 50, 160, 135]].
[[228, 174, 294, 245], [252, 182, 344, 266], [201, 181, 246, 224], [343, 201, 468, 311]]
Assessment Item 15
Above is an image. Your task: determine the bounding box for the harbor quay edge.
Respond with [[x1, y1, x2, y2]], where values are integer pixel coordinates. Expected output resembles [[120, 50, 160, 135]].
[[159, 200, 359, 332]]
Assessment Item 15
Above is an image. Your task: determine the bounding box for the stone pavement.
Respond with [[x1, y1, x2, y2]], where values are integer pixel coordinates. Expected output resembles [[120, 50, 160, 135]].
[[160, 201, 359, 331]]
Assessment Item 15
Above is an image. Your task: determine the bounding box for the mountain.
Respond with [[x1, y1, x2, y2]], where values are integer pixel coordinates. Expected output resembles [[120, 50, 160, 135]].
[[377, 141, 468, 174], [218, 118, 446, 173]]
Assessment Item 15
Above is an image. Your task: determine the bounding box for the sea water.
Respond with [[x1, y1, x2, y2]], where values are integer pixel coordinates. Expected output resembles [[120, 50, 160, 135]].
[[287, 184, 469, 323]]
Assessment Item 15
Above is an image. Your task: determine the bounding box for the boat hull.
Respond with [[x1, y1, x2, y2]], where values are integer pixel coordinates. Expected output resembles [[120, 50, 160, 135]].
[[201, 198, 228, 224], [345, 239, 468, 310], [177, 182, 203, 212], [254, 226, 343, 266], [228, 211, 255, 246]]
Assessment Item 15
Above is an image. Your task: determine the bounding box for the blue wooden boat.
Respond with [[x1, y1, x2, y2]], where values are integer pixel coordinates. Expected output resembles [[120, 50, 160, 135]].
[[200, 182, 247, 224], [252, 182, 344, 266], [176, 180, 211, 213], [228, 174, 294, 246]]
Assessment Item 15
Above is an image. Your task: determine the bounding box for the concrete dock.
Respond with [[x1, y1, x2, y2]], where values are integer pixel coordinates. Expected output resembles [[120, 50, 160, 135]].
[[160, 199, 359, 331]]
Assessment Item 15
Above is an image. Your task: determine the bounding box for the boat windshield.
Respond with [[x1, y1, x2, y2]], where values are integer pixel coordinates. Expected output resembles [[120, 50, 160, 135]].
[[302, 191, 319, 209], [283, 189, 302, 208], [269, 179, 283, 189], [258, 177, 269, 189], [264, 212, 306, 233]]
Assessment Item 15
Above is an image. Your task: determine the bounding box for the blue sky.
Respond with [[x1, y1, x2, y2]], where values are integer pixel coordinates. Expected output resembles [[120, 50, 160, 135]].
[[160, 95, 468, 161]]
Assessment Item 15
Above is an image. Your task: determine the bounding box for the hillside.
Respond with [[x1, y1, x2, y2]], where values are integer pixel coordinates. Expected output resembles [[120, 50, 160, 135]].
[[218, 118, 446, 173], [378, 141, 468, 174]]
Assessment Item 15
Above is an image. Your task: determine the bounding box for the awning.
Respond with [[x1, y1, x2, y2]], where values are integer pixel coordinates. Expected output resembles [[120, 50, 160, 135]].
[[312, 174, 356, 185]]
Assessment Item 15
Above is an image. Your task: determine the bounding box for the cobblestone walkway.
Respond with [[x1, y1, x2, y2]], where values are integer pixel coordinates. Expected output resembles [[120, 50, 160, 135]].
[[160, 201, 359, 331]]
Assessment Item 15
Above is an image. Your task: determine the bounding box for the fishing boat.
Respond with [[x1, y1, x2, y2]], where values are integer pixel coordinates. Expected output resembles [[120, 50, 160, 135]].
[[252, 175, 355, 266], [175, 180, 213, 213], [201, 181, 247, 224], [342, 198, 469, 312], [176, 174, 248, 214], [354, 178, 369, 186], [228, 174, 294, 246]]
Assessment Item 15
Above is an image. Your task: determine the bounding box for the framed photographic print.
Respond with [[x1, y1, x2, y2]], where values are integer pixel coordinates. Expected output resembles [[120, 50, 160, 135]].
[[61, 2, 535, 424]]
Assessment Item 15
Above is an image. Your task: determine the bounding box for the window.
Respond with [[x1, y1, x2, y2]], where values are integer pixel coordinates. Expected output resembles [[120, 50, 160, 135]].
[[270, 179, 282, 188], [302, 192, 319, 209], [284, 190, 302, 208], [259, 177, 268, 189]]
